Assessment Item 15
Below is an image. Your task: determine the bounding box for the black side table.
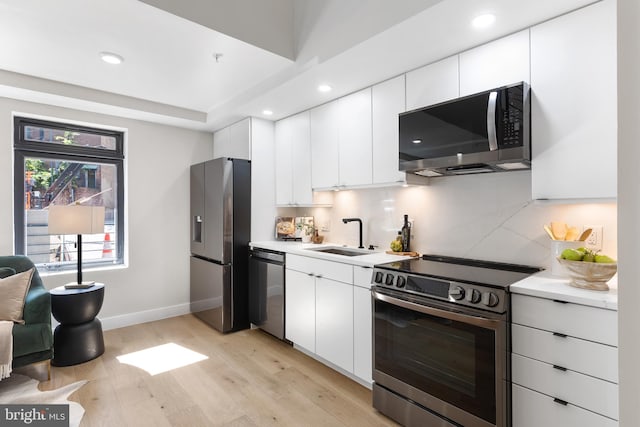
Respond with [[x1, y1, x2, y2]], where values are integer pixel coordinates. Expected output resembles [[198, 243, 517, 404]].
[[50, 283, 105, 367]]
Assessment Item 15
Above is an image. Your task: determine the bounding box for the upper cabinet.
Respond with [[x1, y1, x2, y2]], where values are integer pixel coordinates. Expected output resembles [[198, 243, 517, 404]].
[[213, 118, 252, 160], [275, 111, 313, 205], [406, 55, 459, 111], [338, 88, 373, 187], [530, 0, 616, 199], [310, 101, 340, 189], [372, 75, 407, 184], [459, 30, 530, 96]]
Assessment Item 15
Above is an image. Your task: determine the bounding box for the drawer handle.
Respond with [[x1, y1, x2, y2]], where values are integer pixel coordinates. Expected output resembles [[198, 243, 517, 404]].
[[552, 332, 568, 338], [553, 398, 569, 406], [307, 273, 314, 277], [553, 299, 569, 304], [316, 274, 323, 279], [553, 365, 567, 372]]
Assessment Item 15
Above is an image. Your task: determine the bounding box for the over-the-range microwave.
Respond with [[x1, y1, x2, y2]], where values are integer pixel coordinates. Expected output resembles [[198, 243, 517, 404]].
[[399, 82, 530, 177]]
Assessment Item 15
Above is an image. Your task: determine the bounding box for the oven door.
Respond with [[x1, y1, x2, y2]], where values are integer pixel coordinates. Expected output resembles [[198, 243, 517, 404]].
[[372, 288, 508, 427]]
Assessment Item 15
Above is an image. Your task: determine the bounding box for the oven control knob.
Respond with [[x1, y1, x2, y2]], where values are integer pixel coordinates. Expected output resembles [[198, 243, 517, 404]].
[[395, 276, 406, 288], [385, 274, 394, 286], [482, 292, 500, 307], [466, 288, 481, 304], [374, 271, 384, 284], [449, 286, 465, 300]]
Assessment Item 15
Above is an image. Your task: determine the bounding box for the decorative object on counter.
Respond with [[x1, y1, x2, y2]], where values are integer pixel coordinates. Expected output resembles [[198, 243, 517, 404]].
[[275, 216, 296, 240], [544, 221, 593, 276], [295, 217, 315, 243], [549, 240, 582, 276], [557, 258, 617, 291], [544, 221, 591, 241], [400, 215, 411, 252], [558, 247, 617, 291], [311, 229, 324, 244], [389, 232, 403, 252]]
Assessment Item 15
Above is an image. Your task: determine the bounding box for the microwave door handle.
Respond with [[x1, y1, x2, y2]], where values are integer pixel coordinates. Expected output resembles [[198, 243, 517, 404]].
[[372, 290, 502, 330], [487, 91, 498, 151]]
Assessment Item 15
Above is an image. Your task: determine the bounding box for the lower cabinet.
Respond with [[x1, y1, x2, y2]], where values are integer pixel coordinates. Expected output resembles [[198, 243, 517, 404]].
[[316, 277, 353, 372], [285, 269, 316, 352], [511, 293, 618, 426], [353, 285, 372, 383], [285, 255, 374, 386]]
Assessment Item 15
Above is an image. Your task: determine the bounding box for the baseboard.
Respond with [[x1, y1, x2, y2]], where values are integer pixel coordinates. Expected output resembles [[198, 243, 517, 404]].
[[100, 302, 192, 331]]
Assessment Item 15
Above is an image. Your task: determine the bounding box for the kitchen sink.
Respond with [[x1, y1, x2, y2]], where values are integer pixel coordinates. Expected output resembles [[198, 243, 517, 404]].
[[305, 247, 372, 257]]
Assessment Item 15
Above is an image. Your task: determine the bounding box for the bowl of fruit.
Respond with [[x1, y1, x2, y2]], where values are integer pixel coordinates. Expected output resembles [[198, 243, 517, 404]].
[[557, 248, 617, 291]]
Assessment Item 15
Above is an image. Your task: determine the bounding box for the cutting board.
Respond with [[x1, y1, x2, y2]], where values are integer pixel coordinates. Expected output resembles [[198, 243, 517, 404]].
[[386, 250, 420, 257]]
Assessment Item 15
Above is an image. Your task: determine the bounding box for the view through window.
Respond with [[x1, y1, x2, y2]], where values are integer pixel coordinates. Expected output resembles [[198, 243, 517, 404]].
[[14, 117, 125, 271]]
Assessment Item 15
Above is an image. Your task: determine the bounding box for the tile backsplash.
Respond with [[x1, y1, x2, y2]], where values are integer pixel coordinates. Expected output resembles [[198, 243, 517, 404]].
[[291, 171, 617, 269]]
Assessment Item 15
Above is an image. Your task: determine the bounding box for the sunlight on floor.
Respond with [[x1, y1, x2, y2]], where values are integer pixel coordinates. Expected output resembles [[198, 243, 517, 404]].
[[116, 342, 208, 375]]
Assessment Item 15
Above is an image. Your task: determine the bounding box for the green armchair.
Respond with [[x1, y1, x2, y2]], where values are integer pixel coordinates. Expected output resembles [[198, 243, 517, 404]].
[[0, 256, 53, 369]]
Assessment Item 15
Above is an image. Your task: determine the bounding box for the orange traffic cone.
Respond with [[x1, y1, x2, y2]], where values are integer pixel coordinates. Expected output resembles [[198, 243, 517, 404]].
[[102, 233, 113, 257]]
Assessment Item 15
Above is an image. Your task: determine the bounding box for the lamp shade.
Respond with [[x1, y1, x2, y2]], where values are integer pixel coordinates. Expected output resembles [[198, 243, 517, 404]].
[[48, 205, 105, 235]]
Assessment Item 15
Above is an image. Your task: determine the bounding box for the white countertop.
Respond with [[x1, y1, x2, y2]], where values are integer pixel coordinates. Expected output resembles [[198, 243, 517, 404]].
[[511, 270, 618, 311], [249, 240, 416, 267]]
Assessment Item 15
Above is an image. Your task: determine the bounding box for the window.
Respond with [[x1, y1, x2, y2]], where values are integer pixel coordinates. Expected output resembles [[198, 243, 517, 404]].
[[14, 117, 125, 271]]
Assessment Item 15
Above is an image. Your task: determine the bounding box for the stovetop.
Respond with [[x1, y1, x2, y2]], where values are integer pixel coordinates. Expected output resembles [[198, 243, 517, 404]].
[[375, 254, 543, 289]]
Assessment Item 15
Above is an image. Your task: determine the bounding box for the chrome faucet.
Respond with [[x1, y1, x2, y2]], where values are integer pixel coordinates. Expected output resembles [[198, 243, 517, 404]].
[[342, 218, 364, 249]]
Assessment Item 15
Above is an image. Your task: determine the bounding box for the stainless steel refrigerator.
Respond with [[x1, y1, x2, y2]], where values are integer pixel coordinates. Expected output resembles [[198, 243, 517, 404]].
[[190, 157, 251, 333]]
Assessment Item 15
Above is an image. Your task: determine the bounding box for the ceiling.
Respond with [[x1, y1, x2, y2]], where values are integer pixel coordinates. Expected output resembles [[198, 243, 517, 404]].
[[0, 0, 597, 132]]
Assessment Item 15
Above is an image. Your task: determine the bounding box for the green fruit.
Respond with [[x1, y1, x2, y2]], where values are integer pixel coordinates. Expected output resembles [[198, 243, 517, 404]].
[[390, 240, 403, 252], [582, 253, 595, 262], [561, 249, 583, 261], [576, 247, 587, 254], [595, 254, 616, 263]]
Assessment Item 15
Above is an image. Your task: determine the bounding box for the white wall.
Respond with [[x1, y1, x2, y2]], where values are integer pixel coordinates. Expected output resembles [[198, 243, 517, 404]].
[[617, 0, 639, 424], [301, 171, 617, 270], [0, 97, 213, 329]]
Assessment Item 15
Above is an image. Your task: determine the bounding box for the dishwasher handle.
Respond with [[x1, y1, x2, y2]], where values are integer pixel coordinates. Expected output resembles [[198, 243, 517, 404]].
[[249, 249, 285, 264]]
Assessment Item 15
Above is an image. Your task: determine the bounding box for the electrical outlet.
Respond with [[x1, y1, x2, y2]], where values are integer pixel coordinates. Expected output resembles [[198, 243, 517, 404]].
[[583, 225, 603, 251]]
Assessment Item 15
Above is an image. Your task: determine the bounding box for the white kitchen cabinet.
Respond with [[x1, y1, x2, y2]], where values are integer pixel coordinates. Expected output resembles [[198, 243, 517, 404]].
[[310, 101, 340, 189], [285, 268, 316, 352], [405, 55, 459, 111], [511, 293, 618, 425], [459, 30, 530, 96], [316, 276, 354, 373], [353, 285, 372, 384], [530, 0, 616, 199], [274, 111, 313, 205], [338, 88, 373, 186], [372, 76, 407, 185], [213, 118, 252, 160]]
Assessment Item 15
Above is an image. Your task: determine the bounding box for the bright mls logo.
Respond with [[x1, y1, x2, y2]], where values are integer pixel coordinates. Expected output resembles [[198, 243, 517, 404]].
[[1, 405, 68, 426]]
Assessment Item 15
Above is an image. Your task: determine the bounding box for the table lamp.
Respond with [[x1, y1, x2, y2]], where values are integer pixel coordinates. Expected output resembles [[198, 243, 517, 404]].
[[48, 204, 105, 289]]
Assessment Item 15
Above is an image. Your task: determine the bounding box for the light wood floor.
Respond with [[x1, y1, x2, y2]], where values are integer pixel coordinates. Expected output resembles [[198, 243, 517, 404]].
[[35, 314, 398, 427]]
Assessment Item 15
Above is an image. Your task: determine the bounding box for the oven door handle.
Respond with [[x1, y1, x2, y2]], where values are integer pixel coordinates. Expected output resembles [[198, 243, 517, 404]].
[[372, 290, 503, 330]]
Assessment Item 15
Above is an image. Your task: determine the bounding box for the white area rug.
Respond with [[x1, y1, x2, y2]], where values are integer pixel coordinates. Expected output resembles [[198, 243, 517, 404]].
[[0, 374, 87, 427]]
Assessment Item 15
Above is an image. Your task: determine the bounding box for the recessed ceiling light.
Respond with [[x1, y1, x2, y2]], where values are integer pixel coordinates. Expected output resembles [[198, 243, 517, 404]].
[[100, 52, 124, 65], [412, 139, 422, 144], [262, 110, 273, 116], [472, 13, 496, 29], [318, 84, 332, 93]]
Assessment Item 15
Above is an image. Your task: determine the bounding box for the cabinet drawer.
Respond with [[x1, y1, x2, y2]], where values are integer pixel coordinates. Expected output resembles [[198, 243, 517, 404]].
[[353, 266, 373, 289], [286, 254, 353, 284], [512, 324, 617, 383], [513, 384, 617, 427], [512, 353, 618, 419], [512, 294, 617, 346]]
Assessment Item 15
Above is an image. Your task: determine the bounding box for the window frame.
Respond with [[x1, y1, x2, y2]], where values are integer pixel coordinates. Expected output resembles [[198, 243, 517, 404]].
[[13, 116, 125, 270]]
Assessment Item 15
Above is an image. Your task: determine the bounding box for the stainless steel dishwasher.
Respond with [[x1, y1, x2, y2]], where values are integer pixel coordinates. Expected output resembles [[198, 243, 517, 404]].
[[248, 248, 286, 340]]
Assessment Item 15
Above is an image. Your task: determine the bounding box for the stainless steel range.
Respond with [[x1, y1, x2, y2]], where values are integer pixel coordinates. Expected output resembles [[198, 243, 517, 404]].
[[371, 255, 542, 427]]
